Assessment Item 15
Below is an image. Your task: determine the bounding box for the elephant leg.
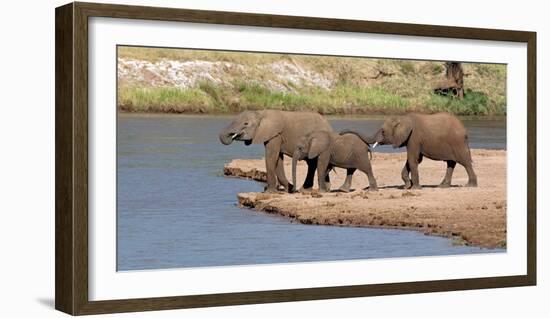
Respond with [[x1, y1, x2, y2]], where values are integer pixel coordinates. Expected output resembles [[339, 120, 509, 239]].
[[462, 160, 478, 187], [324, 166, 331, 192], [316, 154, 330, 193], [358, 160, 378, 191], [264, 137, 281, 193], [408, 151, 422, 190], [401, 162, 412, 189], [439, 160, 456, 188], [339, 168, 355, 192], [301, 158, 317, 191], [275, 153, 293, 192], [455, 147, 478, 187]]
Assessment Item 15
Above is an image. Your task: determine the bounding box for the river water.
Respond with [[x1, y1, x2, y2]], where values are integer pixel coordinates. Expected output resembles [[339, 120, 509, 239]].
[[117, 114, 505, 271]]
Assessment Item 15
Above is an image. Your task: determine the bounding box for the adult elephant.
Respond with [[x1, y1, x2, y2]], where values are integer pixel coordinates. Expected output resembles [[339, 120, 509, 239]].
[[219, 110, 333, 192], [341, 113, 477, 189]]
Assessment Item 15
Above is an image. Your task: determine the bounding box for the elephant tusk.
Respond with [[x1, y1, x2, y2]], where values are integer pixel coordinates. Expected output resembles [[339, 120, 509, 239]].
[[372, 142, 378, 149], [231, 133, 238, 140]]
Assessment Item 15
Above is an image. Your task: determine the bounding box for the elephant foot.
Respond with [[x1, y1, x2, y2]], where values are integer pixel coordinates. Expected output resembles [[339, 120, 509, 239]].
[[466, 181, 478, 187], [410, 184, 422, 190], [287, 184, 296, 193], [338, 186, 351, 193], [298, 187, 313, 193], [263, 186, 279, 193], [438, 182, 451, 188], [403, 181, 412, 189], [368, 186, 378, 192]]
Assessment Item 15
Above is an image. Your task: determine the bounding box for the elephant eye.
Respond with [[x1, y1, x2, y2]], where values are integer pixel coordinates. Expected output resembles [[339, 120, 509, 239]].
[[244, 122, 249, 126]]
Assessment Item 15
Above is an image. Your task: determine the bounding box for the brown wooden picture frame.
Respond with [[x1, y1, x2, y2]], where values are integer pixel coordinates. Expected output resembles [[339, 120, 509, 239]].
[[55, 2, 537, 315]]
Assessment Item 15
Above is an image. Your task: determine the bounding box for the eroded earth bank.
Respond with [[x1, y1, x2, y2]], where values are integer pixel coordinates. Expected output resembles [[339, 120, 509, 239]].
[[224, 149, 506, 249]]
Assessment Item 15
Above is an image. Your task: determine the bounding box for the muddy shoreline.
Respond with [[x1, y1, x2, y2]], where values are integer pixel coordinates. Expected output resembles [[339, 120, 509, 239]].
[[224, 149, 507, 249]]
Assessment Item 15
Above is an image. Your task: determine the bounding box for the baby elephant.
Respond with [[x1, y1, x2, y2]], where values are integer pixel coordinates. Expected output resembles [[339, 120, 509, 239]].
[[292, 131, 378, 193]]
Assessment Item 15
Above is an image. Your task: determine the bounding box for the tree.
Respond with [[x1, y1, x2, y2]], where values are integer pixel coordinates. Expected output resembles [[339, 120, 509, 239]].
[[434, 62, 464, 100]]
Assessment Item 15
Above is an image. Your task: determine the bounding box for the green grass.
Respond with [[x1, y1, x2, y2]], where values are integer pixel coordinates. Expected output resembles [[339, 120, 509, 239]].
[[118, 47, 507, 116], [118, 87, 215, 113], [119, 82, 415, 115]]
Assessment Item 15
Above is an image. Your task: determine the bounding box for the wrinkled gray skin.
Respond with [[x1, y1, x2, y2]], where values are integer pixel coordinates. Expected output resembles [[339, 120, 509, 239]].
[[292, 131, 377, 193], [220, 110, 333, 193], [341, 113, 477, 189]]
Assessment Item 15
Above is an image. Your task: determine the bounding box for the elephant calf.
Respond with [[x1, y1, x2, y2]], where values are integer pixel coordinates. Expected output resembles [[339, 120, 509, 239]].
[[341, 112, 477, 189], [292, 131, 378, 193]]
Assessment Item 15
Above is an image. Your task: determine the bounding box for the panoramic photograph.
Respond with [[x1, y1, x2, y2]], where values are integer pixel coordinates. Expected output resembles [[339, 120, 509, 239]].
[[116, 46, 506, 271]]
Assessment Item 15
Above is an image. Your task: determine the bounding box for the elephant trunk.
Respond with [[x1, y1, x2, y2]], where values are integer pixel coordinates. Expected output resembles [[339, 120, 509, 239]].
[[219, 128, 235, 145], [372, 129, 384, 148], [292, 150, 300, 193], [340, 129, 377, 145]]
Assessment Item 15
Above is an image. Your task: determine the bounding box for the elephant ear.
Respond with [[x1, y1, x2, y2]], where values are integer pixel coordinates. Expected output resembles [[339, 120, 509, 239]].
[[308, 132, 330, 159], [252, 111, 284, 144], [391, 117, 413, 148]]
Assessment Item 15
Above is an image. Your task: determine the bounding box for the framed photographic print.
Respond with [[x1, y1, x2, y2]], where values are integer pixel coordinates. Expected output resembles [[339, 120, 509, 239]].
[[55, 2, 536, 315]]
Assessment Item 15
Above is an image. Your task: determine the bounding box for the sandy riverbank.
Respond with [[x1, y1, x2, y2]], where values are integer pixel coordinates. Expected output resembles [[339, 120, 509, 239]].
[[224, 149, 506, 248]]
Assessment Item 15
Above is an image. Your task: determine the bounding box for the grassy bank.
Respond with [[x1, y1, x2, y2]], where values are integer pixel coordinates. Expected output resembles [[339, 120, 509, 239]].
[[118, 47, 506, 116]]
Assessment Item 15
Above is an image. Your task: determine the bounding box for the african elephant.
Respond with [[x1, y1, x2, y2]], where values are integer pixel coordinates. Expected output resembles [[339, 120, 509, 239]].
[[341, 113, 477, 189], [219, 110, 333, 192], [292, 131, 378, 193]]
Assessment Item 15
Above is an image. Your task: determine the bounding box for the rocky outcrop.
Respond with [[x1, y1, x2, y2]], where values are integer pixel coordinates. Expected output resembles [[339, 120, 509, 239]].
[[118, 58, 334, 92]]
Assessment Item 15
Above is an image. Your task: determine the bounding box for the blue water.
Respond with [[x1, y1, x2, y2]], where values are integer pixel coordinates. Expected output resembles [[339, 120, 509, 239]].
[[117, 114, 505, 271]]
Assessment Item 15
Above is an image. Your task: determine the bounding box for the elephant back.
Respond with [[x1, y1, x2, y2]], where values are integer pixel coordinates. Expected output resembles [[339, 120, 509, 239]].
[[280, 111, 333, 155]]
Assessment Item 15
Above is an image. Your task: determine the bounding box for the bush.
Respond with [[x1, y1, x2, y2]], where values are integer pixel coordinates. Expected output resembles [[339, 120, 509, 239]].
[[399, 61, 416, 75], [428, 90, 491, 115]]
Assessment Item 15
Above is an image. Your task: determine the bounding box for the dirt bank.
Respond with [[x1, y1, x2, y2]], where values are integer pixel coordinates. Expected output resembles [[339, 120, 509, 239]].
[[224, 149, 506, 248]]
